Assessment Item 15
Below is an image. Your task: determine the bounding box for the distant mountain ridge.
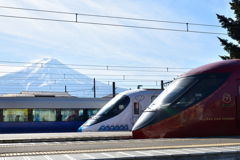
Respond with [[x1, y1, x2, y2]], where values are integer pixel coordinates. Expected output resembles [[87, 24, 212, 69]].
[[0, 58, 127, 97]]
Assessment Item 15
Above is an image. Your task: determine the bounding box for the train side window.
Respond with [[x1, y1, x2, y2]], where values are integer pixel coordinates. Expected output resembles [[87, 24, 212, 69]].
[[3, 109, 28, 122], [33, 109, 56, 122], [134, 102, 139, 115], [61, 109, 84, 121]]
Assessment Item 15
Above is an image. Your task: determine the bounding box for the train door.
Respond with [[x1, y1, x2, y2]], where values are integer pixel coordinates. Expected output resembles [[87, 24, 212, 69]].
[[132, 102, 140, 125], [131, 94, 158, 125], [237, 80, 240, 129], [0, 109, 3, 122], [28, 109, 33, 122]]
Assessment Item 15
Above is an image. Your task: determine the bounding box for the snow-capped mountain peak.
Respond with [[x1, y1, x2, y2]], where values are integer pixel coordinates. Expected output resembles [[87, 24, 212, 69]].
[[0, 58, 127, 97]]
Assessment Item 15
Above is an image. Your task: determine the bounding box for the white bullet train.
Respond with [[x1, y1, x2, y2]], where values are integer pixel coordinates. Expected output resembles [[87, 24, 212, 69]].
[[78, 89, 163, 132]]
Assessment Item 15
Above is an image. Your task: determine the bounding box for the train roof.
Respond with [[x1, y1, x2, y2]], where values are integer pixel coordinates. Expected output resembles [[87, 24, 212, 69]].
[[118, 89, 163, 96], [0, 96, 112, 109], [0, 91, 72, 97], [181, 59, 240, 77]]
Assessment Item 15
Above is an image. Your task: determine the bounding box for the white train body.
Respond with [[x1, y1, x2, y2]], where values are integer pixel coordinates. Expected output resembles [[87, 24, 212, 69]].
[[78, 89, 162, 132]]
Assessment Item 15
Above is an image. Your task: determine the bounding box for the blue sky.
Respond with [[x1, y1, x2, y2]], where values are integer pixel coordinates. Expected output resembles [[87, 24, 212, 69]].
[[0, 0, 234, 89]]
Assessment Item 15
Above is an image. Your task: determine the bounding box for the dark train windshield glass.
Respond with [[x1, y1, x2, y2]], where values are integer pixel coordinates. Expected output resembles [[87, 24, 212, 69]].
[[146, 73, 231, 111], [82, 94, 130, 126], [96, 94, 130, 116]]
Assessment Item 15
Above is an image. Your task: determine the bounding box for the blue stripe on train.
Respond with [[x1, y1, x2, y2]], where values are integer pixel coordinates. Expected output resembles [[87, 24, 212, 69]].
[[0, 121, 85, 133]]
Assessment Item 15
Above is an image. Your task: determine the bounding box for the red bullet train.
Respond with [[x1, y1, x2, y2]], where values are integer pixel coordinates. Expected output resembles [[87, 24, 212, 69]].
[[132, 59, 240, 138]]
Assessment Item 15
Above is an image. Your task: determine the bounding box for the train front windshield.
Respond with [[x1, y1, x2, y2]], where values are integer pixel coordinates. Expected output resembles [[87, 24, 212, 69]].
[[146, 73, 231, 112], [82, 94, 130, 126], [145, 75, 198, 112]]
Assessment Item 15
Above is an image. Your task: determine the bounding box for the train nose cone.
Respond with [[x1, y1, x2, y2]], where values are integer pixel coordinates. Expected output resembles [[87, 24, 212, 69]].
[[78, 125, 93, 132], [132, 111, 158, 139], [77, 126, 83, 132], [132, 111, 157, 131]]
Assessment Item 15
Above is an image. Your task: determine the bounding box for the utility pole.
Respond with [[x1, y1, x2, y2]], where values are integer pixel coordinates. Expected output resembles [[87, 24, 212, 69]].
[[161, 80, 164, 90], [94, 78, 96, 98], [112, 82, 115, 97]]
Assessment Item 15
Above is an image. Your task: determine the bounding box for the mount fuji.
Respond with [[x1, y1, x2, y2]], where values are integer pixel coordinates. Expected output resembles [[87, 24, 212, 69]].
[[0, 58, 127, 97]]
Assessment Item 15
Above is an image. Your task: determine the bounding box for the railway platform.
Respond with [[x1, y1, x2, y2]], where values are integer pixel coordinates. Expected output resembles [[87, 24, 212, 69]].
[[1, 132, 240, 159], [0, 132, 132, 143]]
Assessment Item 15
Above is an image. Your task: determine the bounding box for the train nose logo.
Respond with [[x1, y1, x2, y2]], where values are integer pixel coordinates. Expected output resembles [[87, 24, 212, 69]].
[[223, 93, 231, 103]]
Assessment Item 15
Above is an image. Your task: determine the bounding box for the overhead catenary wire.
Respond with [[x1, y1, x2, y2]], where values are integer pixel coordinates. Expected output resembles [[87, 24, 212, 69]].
[[0, 5, 227, 35], [0, 80, 173, 84], [0, 80, 169, 96], [0, 83, 140, 87], [0, 60, 193, 69], [1, 84, 165, 89], [0, 64, 190, 73], [0, 76, 174, 80], [0, 14, 227, 35], [0, 71, 179, 77], [0, 5, 222, 27], [0, 63, 178, 87], [0, 68, 186, 73]]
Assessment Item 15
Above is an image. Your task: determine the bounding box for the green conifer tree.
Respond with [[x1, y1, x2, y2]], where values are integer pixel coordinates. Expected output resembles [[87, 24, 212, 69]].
[[217, 0, 240, 60]]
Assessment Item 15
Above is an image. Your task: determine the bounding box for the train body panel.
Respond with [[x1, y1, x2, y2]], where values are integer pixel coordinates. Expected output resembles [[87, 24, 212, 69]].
[[78, 89, 162, 132], [132, 59, 240, 138], [0, 97, 111, 133]]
